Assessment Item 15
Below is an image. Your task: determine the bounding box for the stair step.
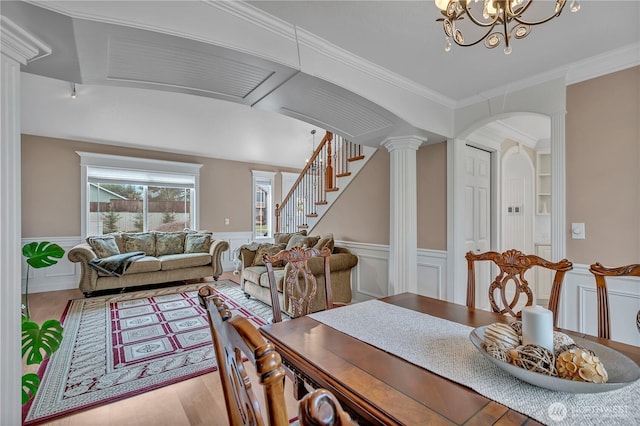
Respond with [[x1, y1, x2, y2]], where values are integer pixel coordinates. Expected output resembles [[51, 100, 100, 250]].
[[306, 213, 318, 218], [297, 224, 308, 229], [326, 188, 339, 192], [315, 201, 328, 205], [348, 155, 365, 162], [336, 172, 351, 178]]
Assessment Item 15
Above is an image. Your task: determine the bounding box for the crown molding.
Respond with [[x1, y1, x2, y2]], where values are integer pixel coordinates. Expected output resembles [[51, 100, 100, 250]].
[[203, 0, 297, 44], [456, 42, 640, 109], [0, 16, 51, 65]]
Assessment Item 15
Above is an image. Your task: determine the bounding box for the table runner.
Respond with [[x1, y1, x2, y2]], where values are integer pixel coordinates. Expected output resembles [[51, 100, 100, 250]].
[[308, 300, 639, 425]]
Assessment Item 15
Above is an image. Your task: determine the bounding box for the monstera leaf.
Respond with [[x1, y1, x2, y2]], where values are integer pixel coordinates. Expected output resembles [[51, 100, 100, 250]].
[[22, 241, 65, 269], [22, 373, 40, 404], [22, 318, 64, 365]]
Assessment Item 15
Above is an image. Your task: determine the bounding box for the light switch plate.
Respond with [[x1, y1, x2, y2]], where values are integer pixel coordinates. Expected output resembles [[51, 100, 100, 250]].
[[571, 223, 585, 239]]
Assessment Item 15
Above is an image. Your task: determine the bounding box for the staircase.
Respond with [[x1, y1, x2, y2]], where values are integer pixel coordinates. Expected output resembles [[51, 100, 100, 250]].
[[275, 131, 375, 234]]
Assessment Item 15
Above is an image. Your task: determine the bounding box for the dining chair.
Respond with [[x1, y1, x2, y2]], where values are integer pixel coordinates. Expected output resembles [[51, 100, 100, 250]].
[[264, 246, 340, 323], [588, 262, 640, 339], [466, 249, 573, 327], [198, 285, 355, 426]]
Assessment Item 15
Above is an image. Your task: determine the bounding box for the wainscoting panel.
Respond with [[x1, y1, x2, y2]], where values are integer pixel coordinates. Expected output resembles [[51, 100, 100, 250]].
[[561, 265, 640, 347], [337, 242, 448, 304], [22, 237, 82, 293], [417, 249, 448, 300], [212, 231, 253, 272], [338, 241, 389, 302]]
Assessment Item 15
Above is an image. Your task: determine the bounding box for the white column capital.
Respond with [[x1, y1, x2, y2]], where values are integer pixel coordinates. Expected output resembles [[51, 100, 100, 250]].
[[381, 135, 426, 152], [1, 16, 52, 65]]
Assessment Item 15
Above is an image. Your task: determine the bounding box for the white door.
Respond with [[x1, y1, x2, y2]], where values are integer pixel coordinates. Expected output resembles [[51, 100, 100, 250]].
[[464, 146, 492, 310], [502, 150, 534, 254]]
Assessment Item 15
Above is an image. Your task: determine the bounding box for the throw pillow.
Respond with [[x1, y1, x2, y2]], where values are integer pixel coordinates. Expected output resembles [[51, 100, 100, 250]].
[[185, 232, 212, 253], [274, 230, 307, 245], [303, 235, 321, 249], [155, 232, 186, 256], [122, 232, 156, 256], [86, 235, 120, 258], [252, 243, 286, 267], [314, 233, 335, 252], [286, 233, 307, 250]]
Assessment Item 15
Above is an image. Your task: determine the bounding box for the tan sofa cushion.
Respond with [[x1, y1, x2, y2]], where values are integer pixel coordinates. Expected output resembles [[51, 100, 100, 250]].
[[122, 232, 156, 256], [259, 268, 286, 292], [155, 231, 185, 256], [122, 256, 161, 274], [159, 253, 212, 271], [243, 266, 267, 287]]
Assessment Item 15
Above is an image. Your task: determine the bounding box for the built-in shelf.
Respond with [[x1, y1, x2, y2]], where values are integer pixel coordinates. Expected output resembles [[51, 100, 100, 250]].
[[536, 152, 551, 215]]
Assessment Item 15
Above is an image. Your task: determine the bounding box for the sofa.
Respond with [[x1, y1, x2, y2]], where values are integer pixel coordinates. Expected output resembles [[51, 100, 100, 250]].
[[68, 230, 229, 296], [239, 232, 358, 317]]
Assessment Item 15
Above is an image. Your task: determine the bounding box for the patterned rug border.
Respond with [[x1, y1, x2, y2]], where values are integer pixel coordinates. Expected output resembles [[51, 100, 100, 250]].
[[23, 280, 269, 425]]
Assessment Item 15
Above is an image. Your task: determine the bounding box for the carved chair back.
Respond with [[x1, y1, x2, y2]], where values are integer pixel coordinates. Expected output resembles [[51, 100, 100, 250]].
[[264, 246, 334, 323], [198, 285, 355, 426], [589, 262, 640, 339], [466, 249, 573, 327]]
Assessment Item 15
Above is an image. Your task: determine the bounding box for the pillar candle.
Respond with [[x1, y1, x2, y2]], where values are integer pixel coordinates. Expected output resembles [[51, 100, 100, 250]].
[[521, 305, 553, 352]]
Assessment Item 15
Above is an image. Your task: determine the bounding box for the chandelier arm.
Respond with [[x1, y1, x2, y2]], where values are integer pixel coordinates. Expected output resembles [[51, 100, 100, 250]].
[[505, 0, 536, 18], [512, 13, 564, 27], [453, 24, 499, 47], [458, 2, 500, 28], [510, 0, 566, 26]]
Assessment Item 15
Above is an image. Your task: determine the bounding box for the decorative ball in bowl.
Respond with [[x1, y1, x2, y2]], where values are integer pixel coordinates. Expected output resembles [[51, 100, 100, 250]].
[[469, 322, 640, 393]]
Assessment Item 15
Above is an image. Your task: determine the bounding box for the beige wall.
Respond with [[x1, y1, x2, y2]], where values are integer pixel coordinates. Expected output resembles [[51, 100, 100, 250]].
[[21, 135, 301, 238], [313, 141, 448, 250], [566, 66, 640, 265], [417, 142, 447, 250], [312, 148, 390, 244]]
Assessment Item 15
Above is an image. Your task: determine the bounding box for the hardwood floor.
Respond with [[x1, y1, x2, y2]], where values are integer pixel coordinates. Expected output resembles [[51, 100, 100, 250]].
[[25, 272, 300, 425]]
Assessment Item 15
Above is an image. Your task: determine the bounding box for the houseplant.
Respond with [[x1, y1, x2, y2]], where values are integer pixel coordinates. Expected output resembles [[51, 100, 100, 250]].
[[21, 241, 65, 404]]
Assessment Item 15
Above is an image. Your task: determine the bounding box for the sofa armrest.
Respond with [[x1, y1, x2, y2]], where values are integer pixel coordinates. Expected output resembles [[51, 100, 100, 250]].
[[306, 251, 358, 275], [209, 239, 230, 279], [67, 243, 100, 294]]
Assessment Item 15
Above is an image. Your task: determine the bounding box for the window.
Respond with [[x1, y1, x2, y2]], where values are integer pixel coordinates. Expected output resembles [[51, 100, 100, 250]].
[[77, 152, 202, 237], [252, 170, 275, 240]]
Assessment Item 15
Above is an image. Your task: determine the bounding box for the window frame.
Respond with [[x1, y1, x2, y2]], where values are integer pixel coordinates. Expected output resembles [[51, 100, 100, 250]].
[[252, 170, 276, 240], [77, 151, 202, 238]]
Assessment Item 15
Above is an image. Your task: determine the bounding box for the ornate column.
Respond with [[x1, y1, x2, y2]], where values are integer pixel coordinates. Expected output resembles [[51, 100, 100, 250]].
[[1, 16, 51, 424], [550, 111, 566, 261], [382, 136, 425, 295]]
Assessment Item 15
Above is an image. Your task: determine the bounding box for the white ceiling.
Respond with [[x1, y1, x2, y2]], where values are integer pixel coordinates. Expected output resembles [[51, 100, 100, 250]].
[[248, 0, 639, 104], [8, 0, 640, 166]]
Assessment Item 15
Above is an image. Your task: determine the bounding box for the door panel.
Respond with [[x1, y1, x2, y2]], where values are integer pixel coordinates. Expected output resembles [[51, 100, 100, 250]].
[[465, 146, 492, 310]]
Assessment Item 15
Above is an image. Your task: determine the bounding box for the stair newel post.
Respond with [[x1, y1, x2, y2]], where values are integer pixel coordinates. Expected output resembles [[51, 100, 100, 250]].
[[325, 138, 334, 190], [275, 203, 280, 233]]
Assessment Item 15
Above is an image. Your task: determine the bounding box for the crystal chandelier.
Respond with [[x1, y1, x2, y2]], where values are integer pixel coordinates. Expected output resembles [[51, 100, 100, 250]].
[[434, 0, 580, 54]]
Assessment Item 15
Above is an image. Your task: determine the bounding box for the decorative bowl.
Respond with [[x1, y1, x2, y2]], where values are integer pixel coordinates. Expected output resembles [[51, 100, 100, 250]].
[[469, 326, 640, 393]]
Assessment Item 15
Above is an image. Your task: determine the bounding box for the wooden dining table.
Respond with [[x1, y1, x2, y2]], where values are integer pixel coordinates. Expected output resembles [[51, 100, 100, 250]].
[[259, 293, 640, 426]]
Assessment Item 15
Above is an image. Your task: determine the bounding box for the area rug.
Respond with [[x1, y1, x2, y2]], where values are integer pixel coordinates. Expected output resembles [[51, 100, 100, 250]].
[[23, 280, 274, 425]]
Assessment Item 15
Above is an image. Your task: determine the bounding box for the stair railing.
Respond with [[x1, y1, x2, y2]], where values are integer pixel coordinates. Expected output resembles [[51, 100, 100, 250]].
[[275, 131, 365, 234]]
